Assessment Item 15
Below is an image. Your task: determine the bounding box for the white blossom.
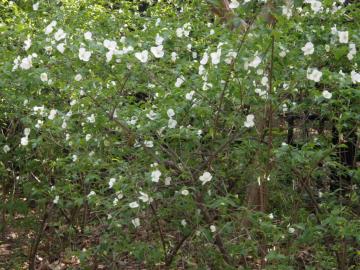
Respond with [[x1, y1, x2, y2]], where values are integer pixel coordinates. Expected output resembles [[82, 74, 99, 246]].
[[210, 225, 216, 233], [322, 90, 332, 99], [44, 21, 56, 35], [171, 52, 178, 62], [23, 38, 32, 51], [53, 195, 59, 204], [200, 52, 209, 65], [48, 109, 57, 120], [84, 31, 92, 40], [347, 43, 356, 60], [229, 0, 239, 9], [135, 50, 149, 63], [132, 218, 140, 228], [199, 171, 212, 185], [151, 169, 161, 183], [351, 70, 360, 84], [301, 42, 314, 56], [155, 34, 164, 45], [109, 178, 116, 188], [146, 110, 158, 120], [307, 68, 322, 82], [75, 74, 82, 81], [175, 76, 185, 87], [167, 108, 175, 118], [20, 136, 29, 146], [20, 56, 33, 70], [210, 49, 221, 65], [33, 2, 39, 11], [129, 201, 139, 208], [181, 189, 189, 196], [168, 118, 177, 129], [338, 31, 349, 44], [40, 73, 48, 82], [144, 140, 154, 148], [150, 45, 164, 58], [138, 191, 152, 203], [244, 114, 255, 128], [56, 43, 65, 53], [185, 91, 195, 101], [78, 47, 92, 62], [54, 29, 66, 41], [3, 145, 10, 153], [248, 55, 261, 68]]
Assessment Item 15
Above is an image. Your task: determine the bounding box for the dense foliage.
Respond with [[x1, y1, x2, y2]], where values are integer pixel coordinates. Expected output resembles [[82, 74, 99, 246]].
[[0, 0, 359, 269]]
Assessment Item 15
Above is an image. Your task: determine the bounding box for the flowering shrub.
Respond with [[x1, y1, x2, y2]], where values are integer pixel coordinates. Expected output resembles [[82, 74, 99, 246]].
[[0, 0, 359, 269]]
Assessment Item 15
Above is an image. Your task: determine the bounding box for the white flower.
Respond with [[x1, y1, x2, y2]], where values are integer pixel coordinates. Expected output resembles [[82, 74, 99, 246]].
[[23, 38, 31, 51], [138, 191, 152, 203], [129, 201, 139, 208], [74, 74, 82, 81], [325, 44, 330, 52], [200, 52, 209, 65], [288, 227, 295, 233], [54, 29, 66, 41], [279, 50, 287, 58], [85, 134, 92, 141], [338, 31, 349, 44], [40, 73, 48, 82], [244, 114, 255, 128], [167, 108, 175, 118], [261, 76, 268, 87], [347, 43, 356, 60], [307, 68, 322, 82], [20, 136, 28, 146], [103, 39, 117, 51], [24, 128, 31, 137], [176, 27, 184, 38], [144, 140, 154, 148], [322, 90, 332, 99], [132, 218, 140, 228], [185, 91, 195, 101], [199, 171, 212, 185], [310, 0, 322, 13], [78, 48, 92, 62], [155, 34, 164, 45], [210, 49, 221, 65], [84, 31, 92, 40], [33, 2, 39, 10], [146, 110, 158, 120], [108, 178, 116, 188], [150, 45, 164, 58], [282, 5, 292, 19], [48, 109, 57, 120], [210, 225, 216, 232], [87, 191, 96, 197], [181, 219, 187, 226], [301, 42, 314, 56], [87, 114, 96, 123], [229, 0, 239, 9], [248, 55, 261, 68], [53, 195, 59, 204], [225, 51, 237, 64], [44, 21, 56, 35], [135, 50, 149, 63], [268, 213, 274, 219], [56, 43, 65, 53], [72, 154, 78, 162], [175, 76, 185, 87], [351, 70, 360, 84], [181, 189, 189, 196], [168, 118, 177, 129], [165, 177, 171, 186], [171, 52, 178, 62], [3, 145, 10, 153], [20, 56, 32, 70], [151, 169, 161, 183]]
